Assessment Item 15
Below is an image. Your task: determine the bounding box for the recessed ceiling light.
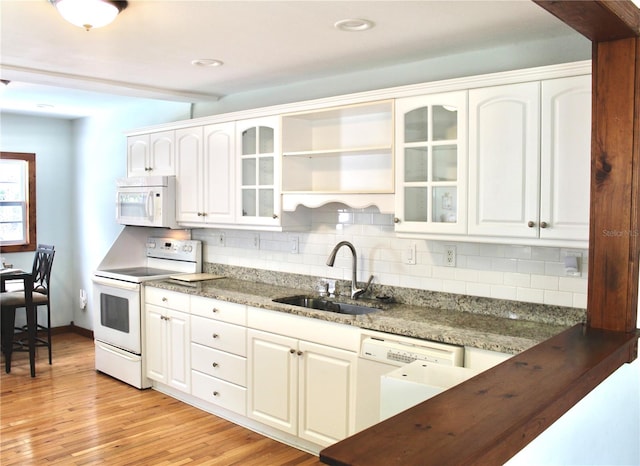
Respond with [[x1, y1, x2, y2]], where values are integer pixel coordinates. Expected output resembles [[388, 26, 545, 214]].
[[334, 18, 375, 32], [191, 59, 224, 67]]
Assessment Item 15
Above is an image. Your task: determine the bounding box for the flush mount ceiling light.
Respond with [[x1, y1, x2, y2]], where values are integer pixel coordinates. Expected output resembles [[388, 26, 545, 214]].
[[334, 18, 375, 32], [49, 0, 128, 31], [191, 59, 224, 68]]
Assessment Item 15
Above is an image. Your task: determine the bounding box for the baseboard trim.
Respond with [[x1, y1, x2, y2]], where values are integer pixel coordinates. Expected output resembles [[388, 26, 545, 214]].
[[52, 322, 93, 339]]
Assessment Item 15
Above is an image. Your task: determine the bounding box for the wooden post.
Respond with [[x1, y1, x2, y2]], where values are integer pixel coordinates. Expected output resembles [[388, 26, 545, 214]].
[[534, 1, 640, 333]]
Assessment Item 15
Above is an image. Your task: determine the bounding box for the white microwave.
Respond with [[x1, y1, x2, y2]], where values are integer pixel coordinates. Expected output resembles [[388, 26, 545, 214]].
[[115, 176, 178, 228]]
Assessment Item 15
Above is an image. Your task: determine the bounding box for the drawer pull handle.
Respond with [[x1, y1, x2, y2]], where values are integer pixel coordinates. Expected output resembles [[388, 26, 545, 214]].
[[212, 333, 219, 339], [212, 362, 219, 368], [213, 391, 219, 397]]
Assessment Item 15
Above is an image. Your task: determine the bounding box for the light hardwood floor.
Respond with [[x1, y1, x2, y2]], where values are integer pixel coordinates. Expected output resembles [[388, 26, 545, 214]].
[[0, 333, 323, 465]]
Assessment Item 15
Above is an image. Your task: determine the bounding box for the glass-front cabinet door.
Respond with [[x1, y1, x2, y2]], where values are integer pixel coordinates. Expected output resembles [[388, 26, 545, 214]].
[[395, 91, 467, 234], [236, 116, 281, 227]]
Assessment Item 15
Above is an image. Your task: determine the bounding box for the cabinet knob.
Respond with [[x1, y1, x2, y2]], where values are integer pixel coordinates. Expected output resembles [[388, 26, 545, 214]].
[[213, 391, 219, 397], [212, 333, 219, 339], [162, 297, 168, 302], [527, 221, 535, 228], [212, 362, 219, 368], [394, 217, 400, 224], [212, 308, 219, 313], [272, 214, 279, 219], [297, 351, 303, 356], [197, 212, 203, 217], [290, 349, 296, 354], [540, 221, 548, 229]]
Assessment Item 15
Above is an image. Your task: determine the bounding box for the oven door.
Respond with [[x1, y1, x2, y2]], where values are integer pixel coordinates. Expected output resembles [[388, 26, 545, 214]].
[[92, 275, 141, 354]]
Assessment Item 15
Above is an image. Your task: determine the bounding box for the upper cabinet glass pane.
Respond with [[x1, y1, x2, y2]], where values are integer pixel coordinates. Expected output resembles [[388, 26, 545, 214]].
[[433, 105, 458, 140], [242, 159, 256, 186], [404, 147, 428, 182], [432, 186, 457, 223], [242, 127, 257, 155], [258, 126, 274, 153], [259, 157, 274, 185], [404, 107, 429, 143], [433, 145, 458, 181]]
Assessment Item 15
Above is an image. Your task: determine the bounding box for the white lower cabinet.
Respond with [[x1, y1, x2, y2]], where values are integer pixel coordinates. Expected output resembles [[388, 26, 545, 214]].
[[145, 303, 191, 393], [189, 296, 248, 415], [247, 327, 358, 447]]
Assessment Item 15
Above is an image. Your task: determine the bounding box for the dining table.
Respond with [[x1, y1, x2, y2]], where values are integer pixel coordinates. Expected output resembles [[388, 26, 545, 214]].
[[0, 269, 37, 377]]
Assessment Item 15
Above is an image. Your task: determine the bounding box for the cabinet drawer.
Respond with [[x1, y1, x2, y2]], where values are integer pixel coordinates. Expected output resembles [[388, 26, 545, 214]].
[[191, 296, 247, 325], [192, 370, 246, 415], [191, 343, 246, 386], [191, 315, 246, 356], [145, 287, 189, 310]]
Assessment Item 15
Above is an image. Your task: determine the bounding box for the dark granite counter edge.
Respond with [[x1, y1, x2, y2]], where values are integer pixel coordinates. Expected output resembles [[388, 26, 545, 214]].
[[146, 276, 580, 354]]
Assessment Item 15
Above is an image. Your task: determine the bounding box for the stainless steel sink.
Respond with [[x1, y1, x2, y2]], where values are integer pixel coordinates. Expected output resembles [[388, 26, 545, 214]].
[[273, 295, 380, 315]]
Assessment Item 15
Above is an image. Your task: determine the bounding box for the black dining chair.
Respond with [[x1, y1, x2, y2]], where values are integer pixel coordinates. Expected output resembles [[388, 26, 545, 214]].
[[1, 244, 56, 364]]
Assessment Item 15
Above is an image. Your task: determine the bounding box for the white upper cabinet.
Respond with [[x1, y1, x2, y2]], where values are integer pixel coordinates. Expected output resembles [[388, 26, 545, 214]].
[[539, 75, 591, 242], [175, 127, 204, 224], [235, 117, 282, 228], [175, 123, 236, 226], [394, 91, 468, 234], [468, 81, 541, 238], [127, 130, 175, 177], [468, 76, 591, 244], [281, 100, 394, 212]]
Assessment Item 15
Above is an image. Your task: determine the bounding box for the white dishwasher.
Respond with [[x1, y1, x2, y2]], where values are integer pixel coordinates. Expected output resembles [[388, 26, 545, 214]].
[[380, 360, 479, 420], [355, 331, 468, 432]]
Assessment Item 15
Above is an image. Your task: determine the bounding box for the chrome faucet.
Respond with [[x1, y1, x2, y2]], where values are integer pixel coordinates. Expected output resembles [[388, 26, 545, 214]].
[[326, 241, 374, 300]]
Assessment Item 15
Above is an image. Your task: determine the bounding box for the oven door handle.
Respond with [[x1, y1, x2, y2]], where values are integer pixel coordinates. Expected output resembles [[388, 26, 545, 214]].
[[92, 275, 140, 291]]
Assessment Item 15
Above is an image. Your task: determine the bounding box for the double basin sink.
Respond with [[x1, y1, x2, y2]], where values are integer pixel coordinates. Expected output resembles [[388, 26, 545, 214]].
[[273, 295, 380, 315]]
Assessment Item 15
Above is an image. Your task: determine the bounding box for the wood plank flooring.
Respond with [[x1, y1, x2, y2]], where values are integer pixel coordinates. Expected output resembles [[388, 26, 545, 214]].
[[0, 333, 323, 465]]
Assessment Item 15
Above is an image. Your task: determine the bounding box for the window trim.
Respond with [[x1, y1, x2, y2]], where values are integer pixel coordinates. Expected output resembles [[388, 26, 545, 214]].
[[0, 152, 37, 253]]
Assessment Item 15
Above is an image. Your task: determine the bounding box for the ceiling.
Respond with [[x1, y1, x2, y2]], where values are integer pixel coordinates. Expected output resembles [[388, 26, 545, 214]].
[[0, 0, 583, 119]]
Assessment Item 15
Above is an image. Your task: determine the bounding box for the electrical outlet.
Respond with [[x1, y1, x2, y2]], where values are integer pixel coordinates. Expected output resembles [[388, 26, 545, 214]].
[[290, 236, 299, 254], [217, 232, 225, 247], [407, 243, 416, 265], [444, 245, 456, 267]]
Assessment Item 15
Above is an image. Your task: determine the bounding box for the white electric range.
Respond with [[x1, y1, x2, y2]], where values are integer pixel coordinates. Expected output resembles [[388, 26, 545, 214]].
[[92, 234, 201, 388]]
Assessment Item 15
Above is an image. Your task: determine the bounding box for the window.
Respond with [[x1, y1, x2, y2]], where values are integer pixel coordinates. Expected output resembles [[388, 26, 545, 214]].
[[0, 152, 37, 252]]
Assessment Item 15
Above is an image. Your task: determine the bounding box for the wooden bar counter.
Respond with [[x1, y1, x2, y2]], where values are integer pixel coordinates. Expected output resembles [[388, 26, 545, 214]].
[[320, 324, 639, 465]]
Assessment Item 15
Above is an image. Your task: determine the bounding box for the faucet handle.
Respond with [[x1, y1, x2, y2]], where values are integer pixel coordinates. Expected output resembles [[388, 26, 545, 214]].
[[364, 275, 374, 292]]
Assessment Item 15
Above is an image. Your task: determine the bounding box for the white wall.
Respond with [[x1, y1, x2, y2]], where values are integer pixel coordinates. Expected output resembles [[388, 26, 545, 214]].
[[0, 113, 75, 327], [192, 34, 590, 117], [505, 358, 640, 466], [71, 100, 190, 329]]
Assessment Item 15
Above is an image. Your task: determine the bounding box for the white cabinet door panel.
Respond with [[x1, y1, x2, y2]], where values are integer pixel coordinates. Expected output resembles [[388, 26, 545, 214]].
[[175, 127, 204, 223], [167, 309, 190, 392], [298, 340, 357, 447], [204, 122, 236, 223], [469, 82, 540, 238], [540, 75, 591, 241], [247, 329, 297, 435]]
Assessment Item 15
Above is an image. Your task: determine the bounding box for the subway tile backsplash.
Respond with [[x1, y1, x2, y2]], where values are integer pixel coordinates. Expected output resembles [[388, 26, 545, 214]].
[[193, 206, 588, 309]]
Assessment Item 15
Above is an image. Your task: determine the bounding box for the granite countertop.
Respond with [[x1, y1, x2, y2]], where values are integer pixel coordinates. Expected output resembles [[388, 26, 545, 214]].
[[146, 276, 579, 354]]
